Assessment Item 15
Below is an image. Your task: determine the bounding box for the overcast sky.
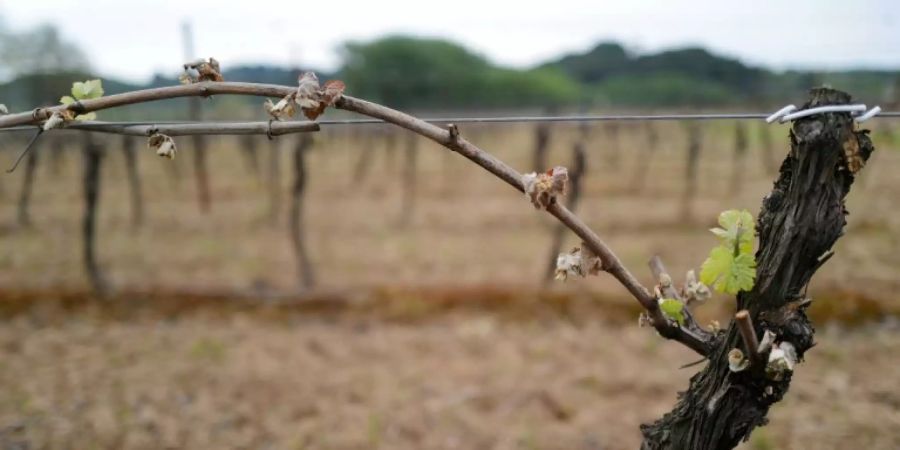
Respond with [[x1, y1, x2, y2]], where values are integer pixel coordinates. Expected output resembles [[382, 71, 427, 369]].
[[1, 0, 898, 83]]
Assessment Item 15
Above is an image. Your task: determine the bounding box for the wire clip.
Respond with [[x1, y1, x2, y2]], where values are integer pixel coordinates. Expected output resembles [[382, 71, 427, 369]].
[[766, 104, 881, 124]]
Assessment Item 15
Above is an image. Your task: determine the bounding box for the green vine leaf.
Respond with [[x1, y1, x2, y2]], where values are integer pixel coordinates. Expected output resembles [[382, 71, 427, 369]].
[[74, 112, 97, 121], [710, 209, 755, 254], [700, 209, 757, 295], [60, 79, 104, 121], [700, 246, 756, 295], [71, 79, 104, 100], [658, 298, 685, 326]]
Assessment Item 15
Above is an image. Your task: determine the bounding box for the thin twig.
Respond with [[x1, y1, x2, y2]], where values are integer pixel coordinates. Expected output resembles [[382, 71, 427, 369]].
[[735, 310, 763, 367], [648, 255, 681, 300], [647, 255, 711, 349], [6, 128, 43, 173]]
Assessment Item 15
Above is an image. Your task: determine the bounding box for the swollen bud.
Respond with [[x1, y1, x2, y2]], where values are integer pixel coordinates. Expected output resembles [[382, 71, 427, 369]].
[[42, 111, 66, 131], [523, 166, 568, 209], [728, 348, 749, 372], [148, 132, 177, 159]]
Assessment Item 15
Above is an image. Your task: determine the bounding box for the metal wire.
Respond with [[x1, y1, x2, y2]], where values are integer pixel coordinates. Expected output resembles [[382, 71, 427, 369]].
[[316, 110, 900, 124], [1, 111, 899, 133]]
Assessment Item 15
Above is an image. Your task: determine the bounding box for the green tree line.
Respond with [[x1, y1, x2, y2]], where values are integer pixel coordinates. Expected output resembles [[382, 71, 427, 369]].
[[1, 26, 897, 112]]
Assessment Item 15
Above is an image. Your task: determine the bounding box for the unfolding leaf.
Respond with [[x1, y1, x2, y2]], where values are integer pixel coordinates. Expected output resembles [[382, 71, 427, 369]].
[[700, 246, 756, 295], [62, 80, 103, 120], [710, 209, 755, 255], [71, 79, 104, 100], [658, 298, 685, 326], [75, 112, 97, 121]]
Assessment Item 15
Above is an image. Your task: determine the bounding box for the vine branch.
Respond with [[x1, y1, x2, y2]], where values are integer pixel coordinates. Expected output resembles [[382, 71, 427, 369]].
[[0, 82, 295, 129], [0, 81, 711, 356], [336, 94, 711, 356]]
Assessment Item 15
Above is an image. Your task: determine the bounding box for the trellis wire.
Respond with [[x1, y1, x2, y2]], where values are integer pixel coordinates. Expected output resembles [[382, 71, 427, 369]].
[[1, 111, 898, 134]]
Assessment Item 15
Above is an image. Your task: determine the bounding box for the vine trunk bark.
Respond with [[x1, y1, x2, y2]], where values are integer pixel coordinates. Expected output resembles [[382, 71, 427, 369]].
[[640, 88, 874, 450]]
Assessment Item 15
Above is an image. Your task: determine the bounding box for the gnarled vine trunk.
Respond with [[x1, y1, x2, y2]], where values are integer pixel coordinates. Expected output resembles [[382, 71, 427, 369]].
[[640, 88, 874, 449]]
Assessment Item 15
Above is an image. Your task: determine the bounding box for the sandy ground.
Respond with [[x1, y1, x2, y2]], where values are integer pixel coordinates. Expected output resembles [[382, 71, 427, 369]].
[[1, 311, 898, 450]]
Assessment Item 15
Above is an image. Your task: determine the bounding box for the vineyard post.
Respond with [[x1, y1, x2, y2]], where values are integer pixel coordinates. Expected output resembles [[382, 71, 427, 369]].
[[81, 132, 108, 294], [183, 22, 212, 213], [681, 122, 702, 221], [16, 141, 39, 227], [758, 122, 777, 176], [383, 128, 398, 174], [629, 121, 659, 193], [162, 143, 183, 188], [729, 121, 748, 197], [351, 126, 378, 186], [121, 135, 144, 229], [543, 123, 588, 283], [237, 134, 261, 178], [531, 121, 552, 173], [264, 138, 282, 225], [190, 125, 212, 213], [289, 134, 315, 289], [398, 132, 419, 227], [49, 134, 65, 176], [603, 121, 621, 171]]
